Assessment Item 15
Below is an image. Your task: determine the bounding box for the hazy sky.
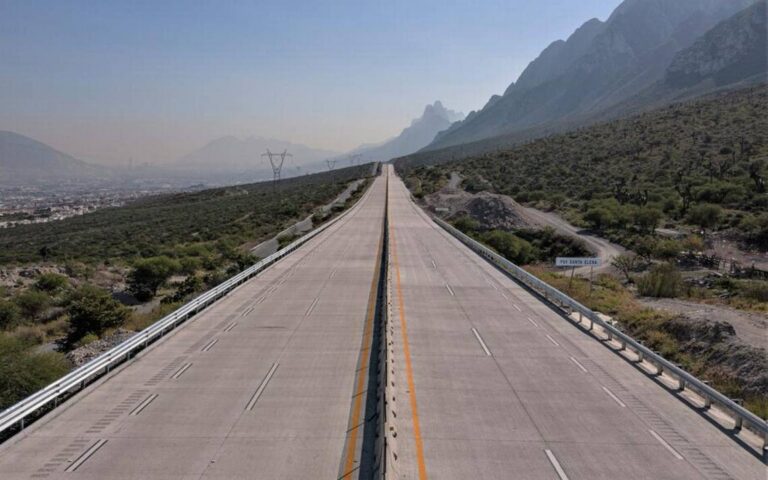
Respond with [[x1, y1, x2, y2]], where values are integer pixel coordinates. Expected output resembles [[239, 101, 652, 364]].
[[0, 0, 621, 165]]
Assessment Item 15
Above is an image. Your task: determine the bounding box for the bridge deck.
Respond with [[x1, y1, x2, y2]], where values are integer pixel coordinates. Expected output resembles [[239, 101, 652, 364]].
[[386, 166, 763, 479]]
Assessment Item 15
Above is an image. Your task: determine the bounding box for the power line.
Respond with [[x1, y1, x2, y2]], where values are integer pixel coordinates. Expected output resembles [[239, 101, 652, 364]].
[[262, 149, 293, 188]]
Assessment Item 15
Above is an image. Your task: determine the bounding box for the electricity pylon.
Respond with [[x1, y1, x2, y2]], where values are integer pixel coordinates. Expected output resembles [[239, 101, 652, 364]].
[[262, 149, 292, 188], [325, 159, 337, 171]]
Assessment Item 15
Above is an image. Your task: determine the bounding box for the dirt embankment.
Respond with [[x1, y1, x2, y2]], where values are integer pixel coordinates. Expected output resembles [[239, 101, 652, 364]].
[[424, 174, 624, 273], [660, 314, 766, 398]]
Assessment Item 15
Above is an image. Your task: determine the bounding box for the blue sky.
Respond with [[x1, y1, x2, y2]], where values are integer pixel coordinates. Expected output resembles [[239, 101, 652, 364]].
[[0, 0, 621, 164]]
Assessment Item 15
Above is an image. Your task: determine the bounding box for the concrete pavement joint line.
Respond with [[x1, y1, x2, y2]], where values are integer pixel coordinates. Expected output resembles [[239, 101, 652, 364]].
[[201, 338, 218, 352], [223, 321, 237, 332], [545, 334, 560, 347], [569, 357, 588, 373], [445, 284, 455, 296], [129, 393, 158, 416], [527, 317, 539, 328], [471, 328, 492, 356], [390, 178, 428, 480], [305, 297, 320, 317], [171, 362, 192, 379], [246, 362, 279, 411], [544, 449, 570, 480], [649, 429, 684, 460], [602, 386, 627, 408], [64, 439, 108, 472]]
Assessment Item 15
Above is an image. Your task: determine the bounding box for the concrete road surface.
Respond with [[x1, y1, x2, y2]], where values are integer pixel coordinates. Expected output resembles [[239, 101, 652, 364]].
[[0, 175, 387, 479], [386, 166, 764, 480]]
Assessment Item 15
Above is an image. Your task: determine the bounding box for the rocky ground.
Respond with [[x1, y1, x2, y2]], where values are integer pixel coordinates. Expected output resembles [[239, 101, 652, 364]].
[[65, 329, 137, 367]]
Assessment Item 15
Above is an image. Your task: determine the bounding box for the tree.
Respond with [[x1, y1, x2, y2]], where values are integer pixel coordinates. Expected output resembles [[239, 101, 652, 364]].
[[632, 207, 662, 235], [687, 204, 722, 237], [611, 254, 641, 283], [479, 230, 535, 265], [584, 207, 611, 231], [128, 256, 181, 301], [64, 286, 130, 348]]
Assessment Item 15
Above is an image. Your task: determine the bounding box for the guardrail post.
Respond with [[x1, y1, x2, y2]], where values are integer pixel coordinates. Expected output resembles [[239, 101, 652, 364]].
[[733, 415, 742, 431], [655, 363, 663, 376], [677, 378, 686, 391], [636, 350, 644, 362], [619, 340, 626, 351]]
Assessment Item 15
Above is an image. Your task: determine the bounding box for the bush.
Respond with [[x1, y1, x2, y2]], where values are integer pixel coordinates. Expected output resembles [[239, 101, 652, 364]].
[[653, 239, 682, 261], [0, 334, 71, 409], [34, 273, 68, 293], [637, 263, 683, 298], [128, 256, 181, 301], [453, 215, 480, 234], [479, 230, 535, 265], [738, 281, 768, 302], [0, 300, 21, 330], [14, 289, 50, 320], [64, 286, 130, 348], [687, 203, 723, 235]]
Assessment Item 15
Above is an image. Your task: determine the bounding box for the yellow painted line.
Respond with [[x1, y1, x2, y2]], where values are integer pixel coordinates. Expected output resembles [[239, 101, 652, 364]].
[[390, 183, 428, 480], [340, 190, 385, 478]]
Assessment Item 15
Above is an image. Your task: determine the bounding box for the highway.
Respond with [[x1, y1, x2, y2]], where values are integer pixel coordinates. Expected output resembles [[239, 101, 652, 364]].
[[385, 166, 764, 479], [0, 165, 764, 479], [0, 174, 387, 479]]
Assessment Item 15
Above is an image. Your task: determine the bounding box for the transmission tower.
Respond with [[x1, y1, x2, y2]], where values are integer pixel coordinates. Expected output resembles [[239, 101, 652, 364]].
[[325, 159, 337, 171], [262, 149, 292, 187], [348, 154, 363, 166]]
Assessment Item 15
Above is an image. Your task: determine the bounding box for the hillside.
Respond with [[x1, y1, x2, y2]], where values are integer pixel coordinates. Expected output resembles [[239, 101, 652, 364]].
[[396, 84, 768, 250], [0, 131, 110, 184], [346, 101, 463, 163], [0, 163, 375, 264], [428, 0, 757, 150]]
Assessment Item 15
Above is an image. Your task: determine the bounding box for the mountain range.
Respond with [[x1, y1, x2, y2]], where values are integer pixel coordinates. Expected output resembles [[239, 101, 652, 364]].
[[426, 0, 764, 151], [0, 131, 111, 185], [343, 101, 464, 163]]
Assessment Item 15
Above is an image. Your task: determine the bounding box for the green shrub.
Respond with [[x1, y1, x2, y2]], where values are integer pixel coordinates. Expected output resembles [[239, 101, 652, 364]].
[[128, 256, 181, 301], [34, 273, 69, 293], [0, 300, 21, 330], [637, 263, 683, 298], [479, 230, 535, 265], [64, 286, 130, 348], [0, 334, 71, 409], [14, 289, 50, 320]]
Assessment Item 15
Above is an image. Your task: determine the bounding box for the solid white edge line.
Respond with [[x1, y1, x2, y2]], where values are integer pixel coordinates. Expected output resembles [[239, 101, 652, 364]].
[[471, 328, 492, 356], [544, 449, 570, 480], [246, 362, 279, 411], [602, 386, 626, 408], [569, 357, 588, 373], [545, 334, 560, 346], [649, 429, 684, 460], [65, 439, 108, 472]]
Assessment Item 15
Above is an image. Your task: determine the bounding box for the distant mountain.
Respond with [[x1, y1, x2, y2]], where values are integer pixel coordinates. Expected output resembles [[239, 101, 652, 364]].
[[0, 131, 110, 184], [174, 136, 340, 172], [665, 1, 766, 88], [346, 101, 463, 163], [428, 0, 756, 150]]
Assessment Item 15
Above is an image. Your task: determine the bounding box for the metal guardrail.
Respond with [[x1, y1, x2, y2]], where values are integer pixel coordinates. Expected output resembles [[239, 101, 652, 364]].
[[432, 216, 768, 447], [0, 178, 374, 438]]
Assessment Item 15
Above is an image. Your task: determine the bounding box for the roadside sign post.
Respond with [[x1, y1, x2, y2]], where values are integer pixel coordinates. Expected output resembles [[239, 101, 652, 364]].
[[555, 257, 601, 295]]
